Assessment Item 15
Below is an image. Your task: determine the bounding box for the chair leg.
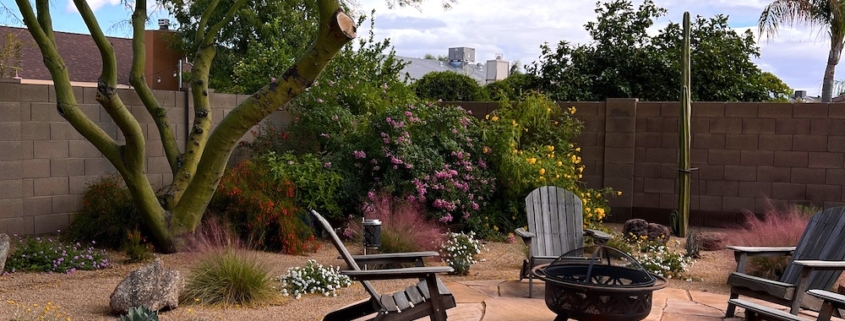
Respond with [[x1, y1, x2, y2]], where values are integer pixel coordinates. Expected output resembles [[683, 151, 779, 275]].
[[528, 271, 534, 298], [725, 292, 739, 317]]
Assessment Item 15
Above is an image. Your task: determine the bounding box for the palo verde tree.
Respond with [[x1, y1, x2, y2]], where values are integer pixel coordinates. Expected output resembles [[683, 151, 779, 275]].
[[7, 0, 445, 252]]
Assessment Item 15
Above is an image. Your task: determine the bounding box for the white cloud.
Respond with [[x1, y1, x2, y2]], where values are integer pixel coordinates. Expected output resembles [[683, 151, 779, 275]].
[[65, 0, 121, 13]]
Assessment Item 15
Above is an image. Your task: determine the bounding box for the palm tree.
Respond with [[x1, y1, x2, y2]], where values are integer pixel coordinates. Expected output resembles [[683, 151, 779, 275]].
[[759, 0, 845, 102]]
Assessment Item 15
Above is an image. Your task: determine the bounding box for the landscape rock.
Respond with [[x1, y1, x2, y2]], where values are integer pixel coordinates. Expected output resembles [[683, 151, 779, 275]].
[[647, 223, 671, 244], [109, 258, 184, 314], [622, 219, 649, 241], [697, 232, 725, 251], [0, 233, 9, 274]]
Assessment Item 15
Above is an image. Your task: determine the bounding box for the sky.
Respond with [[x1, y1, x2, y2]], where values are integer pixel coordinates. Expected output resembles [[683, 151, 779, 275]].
[[0, 0, 836, 96]]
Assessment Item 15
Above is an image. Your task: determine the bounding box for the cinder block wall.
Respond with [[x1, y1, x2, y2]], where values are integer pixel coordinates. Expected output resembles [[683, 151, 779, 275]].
[[0, 80, 290, 236], [455, 99, 845, 227]]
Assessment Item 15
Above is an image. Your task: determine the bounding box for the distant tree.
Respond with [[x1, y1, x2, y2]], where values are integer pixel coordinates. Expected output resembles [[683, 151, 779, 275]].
[[0, 33, 23, 78], [529, 0, 777, 102], [758, 0, 845, 102], [413, 71, 487, 101], [423, 53, 448, 61], [760, 71, 792, 102], [484, 73, 539, 101]]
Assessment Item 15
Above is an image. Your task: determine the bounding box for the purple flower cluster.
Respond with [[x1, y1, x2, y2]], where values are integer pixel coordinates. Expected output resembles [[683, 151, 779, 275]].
[[6, 234, 110, 274]]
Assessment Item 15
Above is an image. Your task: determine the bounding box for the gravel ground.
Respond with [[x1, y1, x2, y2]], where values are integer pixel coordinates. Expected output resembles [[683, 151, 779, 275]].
[[0, 231, 733, 321]]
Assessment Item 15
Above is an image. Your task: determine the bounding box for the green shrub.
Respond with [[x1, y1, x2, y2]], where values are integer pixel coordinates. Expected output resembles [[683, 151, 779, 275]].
[[182, 249, 276, 306], [413, 71, 488, 101], [63, 175, 146, 250], [209, 159, 317, 254], [482, 93, 616, 229], [5, 235, 110, 273], [278, 260, 352, 299], [264, 152, 345, 219]]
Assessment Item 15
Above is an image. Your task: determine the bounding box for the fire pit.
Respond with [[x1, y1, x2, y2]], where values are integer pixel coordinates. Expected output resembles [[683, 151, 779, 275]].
[[532, 245, 667, 321]]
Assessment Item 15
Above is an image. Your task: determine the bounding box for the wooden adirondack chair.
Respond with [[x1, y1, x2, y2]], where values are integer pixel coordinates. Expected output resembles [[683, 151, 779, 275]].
[[514, 186, 611, 297], [725, 206, 845, 317], [310, 210, 457, 321]]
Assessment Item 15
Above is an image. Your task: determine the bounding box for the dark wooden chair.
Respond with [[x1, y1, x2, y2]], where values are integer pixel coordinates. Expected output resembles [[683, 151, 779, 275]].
[[514, 186, 611, 297], [725, 206, 845, 317], [729, 289, 845, 321], [310, 210, 457, 321]]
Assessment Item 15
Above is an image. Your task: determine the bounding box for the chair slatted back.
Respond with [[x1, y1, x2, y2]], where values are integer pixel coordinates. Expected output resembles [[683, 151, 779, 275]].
[[781, 207, 845, 290], [310, 210, 383, 304], [524, 186, 584, 258]]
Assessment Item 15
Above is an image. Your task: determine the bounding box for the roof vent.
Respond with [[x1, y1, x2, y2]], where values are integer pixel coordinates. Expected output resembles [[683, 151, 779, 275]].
[[158, 19, 170, 30]]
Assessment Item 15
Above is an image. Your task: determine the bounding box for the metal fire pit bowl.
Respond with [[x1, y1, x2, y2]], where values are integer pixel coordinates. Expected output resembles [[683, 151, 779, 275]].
[[532, 245, 667, 321]]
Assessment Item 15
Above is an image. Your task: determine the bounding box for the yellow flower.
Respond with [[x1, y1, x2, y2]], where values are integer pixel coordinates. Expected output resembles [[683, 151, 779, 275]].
[[483, 146, 490, 154], [539, 168, 546, 175], [513, 149, 518, 154], [578, 166, 584, 173], [617, 191, 623, 196], [547, 107, 551, 113], [512, 119, 518, 127], [547, 145, 555, 152], [527, 157, 537, 164], [568, 106, 577, 114], [557, 161, 563, 167], [585, 207, 592, 212], [494, 225, 499, 231], [575, 147, 581, 152], [492, 116, 499, 122], [485, 114, 490, 120], [555, 174, 560, 179]]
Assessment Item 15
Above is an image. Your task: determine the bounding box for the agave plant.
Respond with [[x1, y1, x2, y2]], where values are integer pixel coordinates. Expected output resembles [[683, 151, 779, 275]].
[[120, 306, 159, 321]]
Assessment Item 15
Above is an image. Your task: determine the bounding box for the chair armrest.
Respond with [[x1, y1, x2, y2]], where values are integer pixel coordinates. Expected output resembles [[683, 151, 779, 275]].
[[348, 251, 440, 266], [809, 289, 845, 306], [514, 227, 534, 239], [792, 260, 845, 269], [342, 266, 454, 281], [727, 246, 795, 273], [584, 229, 611, 244]]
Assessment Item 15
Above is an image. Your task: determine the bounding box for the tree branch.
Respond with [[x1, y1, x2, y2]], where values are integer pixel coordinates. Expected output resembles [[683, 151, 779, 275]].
[[202, 0, 249, 46], [15, 0, 123, 172], [196, 0, 221, 44], [126, 0, 181, 177], [34, 0, 55, 47], [171, 0, 357, 233]]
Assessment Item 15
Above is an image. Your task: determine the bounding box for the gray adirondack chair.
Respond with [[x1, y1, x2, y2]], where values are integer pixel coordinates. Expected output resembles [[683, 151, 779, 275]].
[[514, 186, 611, 297], [310, 210, 457, 321], [725, 206, 845, 317]]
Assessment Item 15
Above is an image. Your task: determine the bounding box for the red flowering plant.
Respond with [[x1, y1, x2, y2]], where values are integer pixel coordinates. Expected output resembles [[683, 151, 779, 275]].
[[210, 159, 318, 254]]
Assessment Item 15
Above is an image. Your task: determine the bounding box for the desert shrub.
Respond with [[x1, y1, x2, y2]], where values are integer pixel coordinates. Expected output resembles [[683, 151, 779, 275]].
[[182, 249, 276, 306], [440, 231, 484, 275], [123, 228, 155, 263], [482, 93, 617, 229], [5, 235, 110, 273], [209, 159, 317, 254], [63, 175, 146, 250], [345, 192, 445, 253], [725, 204, 810, 279], [278, 260, 352, 299]]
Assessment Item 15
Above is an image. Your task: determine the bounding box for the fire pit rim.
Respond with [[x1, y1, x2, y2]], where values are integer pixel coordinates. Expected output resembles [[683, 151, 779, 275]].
[[531, 263, 668, 292]]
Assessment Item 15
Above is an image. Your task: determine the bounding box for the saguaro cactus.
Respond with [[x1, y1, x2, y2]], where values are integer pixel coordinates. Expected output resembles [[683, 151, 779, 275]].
[[676, 12, 692, 237]]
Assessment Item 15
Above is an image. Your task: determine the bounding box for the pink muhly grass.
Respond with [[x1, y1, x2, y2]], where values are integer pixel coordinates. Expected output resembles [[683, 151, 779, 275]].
[[725, 200, 812, 279], [179, 216, 248, 254], [351, 192, 446, 253]]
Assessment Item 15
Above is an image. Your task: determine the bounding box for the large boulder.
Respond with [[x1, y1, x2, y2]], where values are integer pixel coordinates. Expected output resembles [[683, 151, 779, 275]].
[[110, 259, 184, 314], [697, 232, 725, 251], [622, 219, 649, 242], [647, 223, 671, 244], [0, 233, 9, 274]]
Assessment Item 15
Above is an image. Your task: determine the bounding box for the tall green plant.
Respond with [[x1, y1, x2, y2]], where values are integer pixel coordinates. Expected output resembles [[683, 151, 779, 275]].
[[0, 33, 23, 78]]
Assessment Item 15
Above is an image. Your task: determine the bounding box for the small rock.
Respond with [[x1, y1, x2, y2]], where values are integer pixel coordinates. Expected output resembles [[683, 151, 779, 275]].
[[622, 219, 649, 242], [697, 232, 725, 251], [0, 233, 9, 274], [647, 223, 671, 244], [109, 258, 183, 314]]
